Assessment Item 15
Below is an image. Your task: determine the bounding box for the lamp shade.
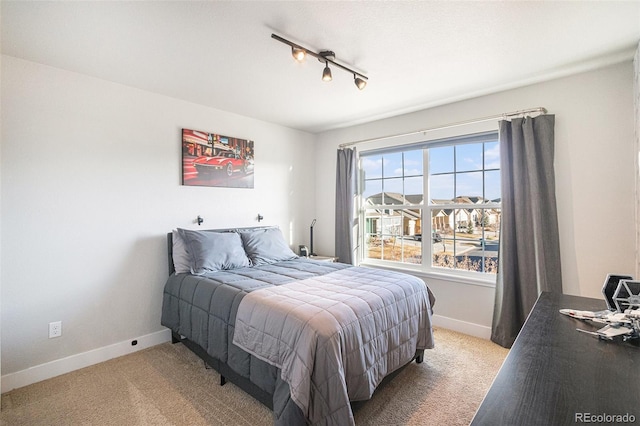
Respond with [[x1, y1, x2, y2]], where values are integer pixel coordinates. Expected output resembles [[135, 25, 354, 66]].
[[322, 63, 332, 81], [291, 47, 306, 61], [354, 76, 367, 90]]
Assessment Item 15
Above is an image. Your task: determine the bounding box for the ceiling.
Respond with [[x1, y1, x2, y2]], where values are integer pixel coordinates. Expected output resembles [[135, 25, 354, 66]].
[[2, 1, 639, 134]]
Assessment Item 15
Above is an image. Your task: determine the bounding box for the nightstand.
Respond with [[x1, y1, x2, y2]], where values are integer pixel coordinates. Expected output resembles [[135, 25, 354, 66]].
[[308, 255, 338, 263]]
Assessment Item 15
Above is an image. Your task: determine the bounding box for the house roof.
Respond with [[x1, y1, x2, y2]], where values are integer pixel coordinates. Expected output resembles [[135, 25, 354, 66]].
[[366, 192, 501, 219], [365, 192, 422, 206]]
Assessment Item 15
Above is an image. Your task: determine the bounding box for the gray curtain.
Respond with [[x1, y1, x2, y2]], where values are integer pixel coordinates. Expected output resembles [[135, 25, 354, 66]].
[[335, 148, 357, 264], [491, 115, 562, 348]]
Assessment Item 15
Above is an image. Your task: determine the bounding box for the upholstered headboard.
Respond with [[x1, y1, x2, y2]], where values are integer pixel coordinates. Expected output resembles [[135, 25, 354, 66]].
[[167, 226, 278, 276]]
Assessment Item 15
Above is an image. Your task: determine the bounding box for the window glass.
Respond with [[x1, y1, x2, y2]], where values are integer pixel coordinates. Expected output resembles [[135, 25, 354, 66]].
[[455, 143, 483, 172], [403, 150, 423, 176], [362, 178, 382, 202], [429, 146, 454, 174], [360, 132, 500, 277], [382, 178, 403, 204], [362, 155, 382, 179], [430, 207, 500, 274], [404, 177, 423, 204], [485, 170, 501, 201], [430, 174, 454, 201], [455, 171, 483, 199], [382, 152, 403, 178], [484, 142, 500, 169], [428, 139, 500, 274]]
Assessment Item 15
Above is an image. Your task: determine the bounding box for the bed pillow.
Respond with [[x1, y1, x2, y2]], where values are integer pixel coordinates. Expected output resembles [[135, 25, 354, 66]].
[[177, 228, 250, 275], [239, 227, 297, 266], [172, 229, 192, 274], [172, 228, 221, 274]]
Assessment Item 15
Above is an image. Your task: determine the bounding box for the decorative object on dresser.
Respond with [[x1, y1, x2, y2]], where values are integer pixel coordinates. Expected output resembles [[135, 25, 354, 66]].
[[162, 226, 435, 426], [558, 274, 640, 341]]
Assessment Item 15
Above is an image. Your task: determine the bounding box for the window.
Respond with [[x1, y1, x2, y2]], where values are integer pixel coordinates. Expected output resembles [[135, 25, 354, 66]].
[[360, 131, 500, 278]]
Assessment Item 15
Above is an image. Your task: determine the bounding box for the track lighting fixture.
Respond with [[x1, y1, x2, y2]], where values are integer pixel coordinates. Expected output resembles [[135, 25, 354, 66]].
[[271, 33, 368, 90]]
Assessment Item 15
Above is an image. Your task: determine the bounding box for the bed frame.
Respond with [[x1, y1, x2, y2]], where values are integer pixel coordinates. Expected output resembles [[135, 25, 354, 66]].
[[165, 227, 424, 418]]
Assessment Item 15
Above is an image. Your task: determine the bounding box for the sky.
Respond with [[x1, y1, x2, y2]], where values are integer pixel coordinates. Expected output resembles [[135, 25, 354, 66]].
[[362, 141, 501, 202]]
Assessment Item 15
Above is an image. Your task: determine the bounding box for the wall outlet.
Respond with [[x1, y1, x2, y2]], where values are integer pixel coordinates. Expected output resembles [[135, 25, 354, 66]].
[[49, 321, 62, 338]]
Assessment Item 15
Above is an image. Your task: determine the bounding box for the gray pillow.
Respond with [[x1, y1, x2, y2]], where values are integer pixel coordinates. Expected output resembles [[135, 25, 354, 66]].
[[177, 228, 250, 275], [239, 227, 297, 266], [172, 229, 192, 274], [172, 228, 220, 274]]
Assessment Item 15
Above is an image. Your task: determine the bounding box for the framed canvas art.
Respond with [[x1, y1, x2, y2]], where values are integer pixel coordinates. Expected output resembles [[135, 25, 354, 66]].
[[182, 128, 254, 188]]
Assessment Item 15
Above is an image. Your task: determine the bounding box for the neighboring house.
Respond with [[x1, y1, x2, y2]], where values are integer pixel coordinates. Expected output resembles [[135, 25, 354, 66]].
[[434, 196, 501, 232], [364, 193, 501, 236], [363, 192, 422, 237]]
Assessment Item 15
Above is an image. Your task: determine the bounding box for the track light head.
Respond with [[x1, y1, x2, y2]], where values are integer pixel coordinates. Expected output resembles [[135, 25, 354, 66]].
[[322, 62, 332, 81], [291, 47, 306, 61], [354, 75, 367, 90]]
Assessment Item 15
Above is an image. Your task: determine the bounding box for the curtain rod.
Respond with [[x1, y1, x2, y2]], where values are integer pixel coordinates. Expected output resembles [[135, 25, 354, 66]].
[[338, 107, 547, 149]]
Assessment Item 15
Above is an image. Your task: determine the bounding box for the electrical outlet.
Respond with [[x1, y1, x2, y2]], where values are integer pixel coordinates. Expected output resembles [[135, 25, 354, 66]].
[[49, 321, 62, 338]]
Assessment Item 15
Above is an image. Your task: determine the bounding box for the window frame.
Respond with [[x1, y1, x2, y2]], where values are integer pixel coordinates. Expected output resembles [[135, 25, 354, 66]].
[[358, 131, 500, 285]]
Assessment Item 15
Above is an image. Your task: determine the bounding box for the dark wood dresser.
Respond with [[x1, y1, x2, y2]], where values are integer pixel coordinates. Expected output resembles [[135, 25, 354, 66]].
[[471, 291, 640, 425]]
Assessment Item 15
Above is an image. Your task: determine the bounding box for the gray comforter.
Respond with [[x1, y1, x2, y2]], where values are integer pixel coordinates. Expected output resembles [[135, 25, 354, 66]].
[[232, 266, 434, 426], [162, 258, 434, 425]]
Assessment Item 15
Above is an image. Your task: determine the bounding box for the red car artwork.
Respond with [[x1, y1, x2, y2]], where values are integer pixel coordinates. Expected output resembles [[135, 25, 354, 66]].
[[192, 150, 253, 177]]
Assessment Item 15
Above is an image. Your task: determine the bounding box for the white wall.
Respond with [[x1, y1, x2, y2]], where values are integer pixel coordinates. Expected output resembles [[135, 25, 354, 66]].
[[0, 56, 316, 385], [314, 61, 636, 335]]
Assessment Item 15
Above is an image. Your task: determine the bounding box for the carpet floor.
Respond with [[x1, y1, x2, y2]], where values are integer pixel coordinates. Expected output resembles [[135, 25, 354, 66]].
[[0, 327, 508, 425]]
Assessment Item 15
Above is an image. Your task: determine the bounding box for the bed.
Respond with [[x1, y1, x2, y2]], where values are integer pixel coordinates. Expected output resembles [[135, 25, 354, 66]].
[[161, 226, 435, 425]]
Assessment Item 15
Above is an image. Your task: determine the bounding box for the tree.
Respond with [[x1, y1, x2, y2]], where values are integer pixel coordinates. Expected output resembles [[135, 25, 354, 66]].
[[481, 212, 490, 227], [467, 220, 475, 234]]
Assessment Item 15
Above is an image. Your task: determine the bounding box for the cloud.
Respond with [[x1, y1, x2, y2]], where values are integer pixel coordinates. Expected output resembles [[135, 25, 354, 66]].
[[484, 144, 501, 169]]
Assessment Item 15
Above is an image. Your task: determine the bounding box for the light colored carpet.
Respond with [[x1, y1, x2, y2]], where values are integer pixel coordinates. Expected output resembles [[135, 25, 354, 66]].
[[0, 328, 508, 425]]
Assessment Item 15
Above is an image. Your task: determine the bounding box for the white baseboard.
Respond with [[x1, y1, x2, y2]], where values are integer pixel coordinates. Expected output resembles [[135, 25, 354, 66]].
[[432, 314, 492, 340], [1, 319, 489, 393], [1, 329, 172, 393]]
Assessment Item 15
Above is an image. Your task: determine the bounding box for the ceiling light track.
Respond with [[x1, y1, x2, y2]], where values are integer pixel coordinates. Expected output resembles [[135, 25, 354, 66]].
[[271, 33, 368, 90]]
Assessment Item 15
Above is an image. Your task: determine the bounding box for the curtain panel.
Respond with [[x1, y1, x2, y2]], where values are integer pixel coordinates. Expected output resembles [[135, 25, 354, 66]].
[[491, 115, 562, 348], [335, 148, 357, 265]]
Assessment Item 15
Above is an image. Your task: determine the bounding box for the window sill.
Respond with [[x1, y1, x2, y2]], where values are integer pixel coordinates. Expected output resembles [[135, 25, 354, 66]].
[[358, 261, 497, 288]]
